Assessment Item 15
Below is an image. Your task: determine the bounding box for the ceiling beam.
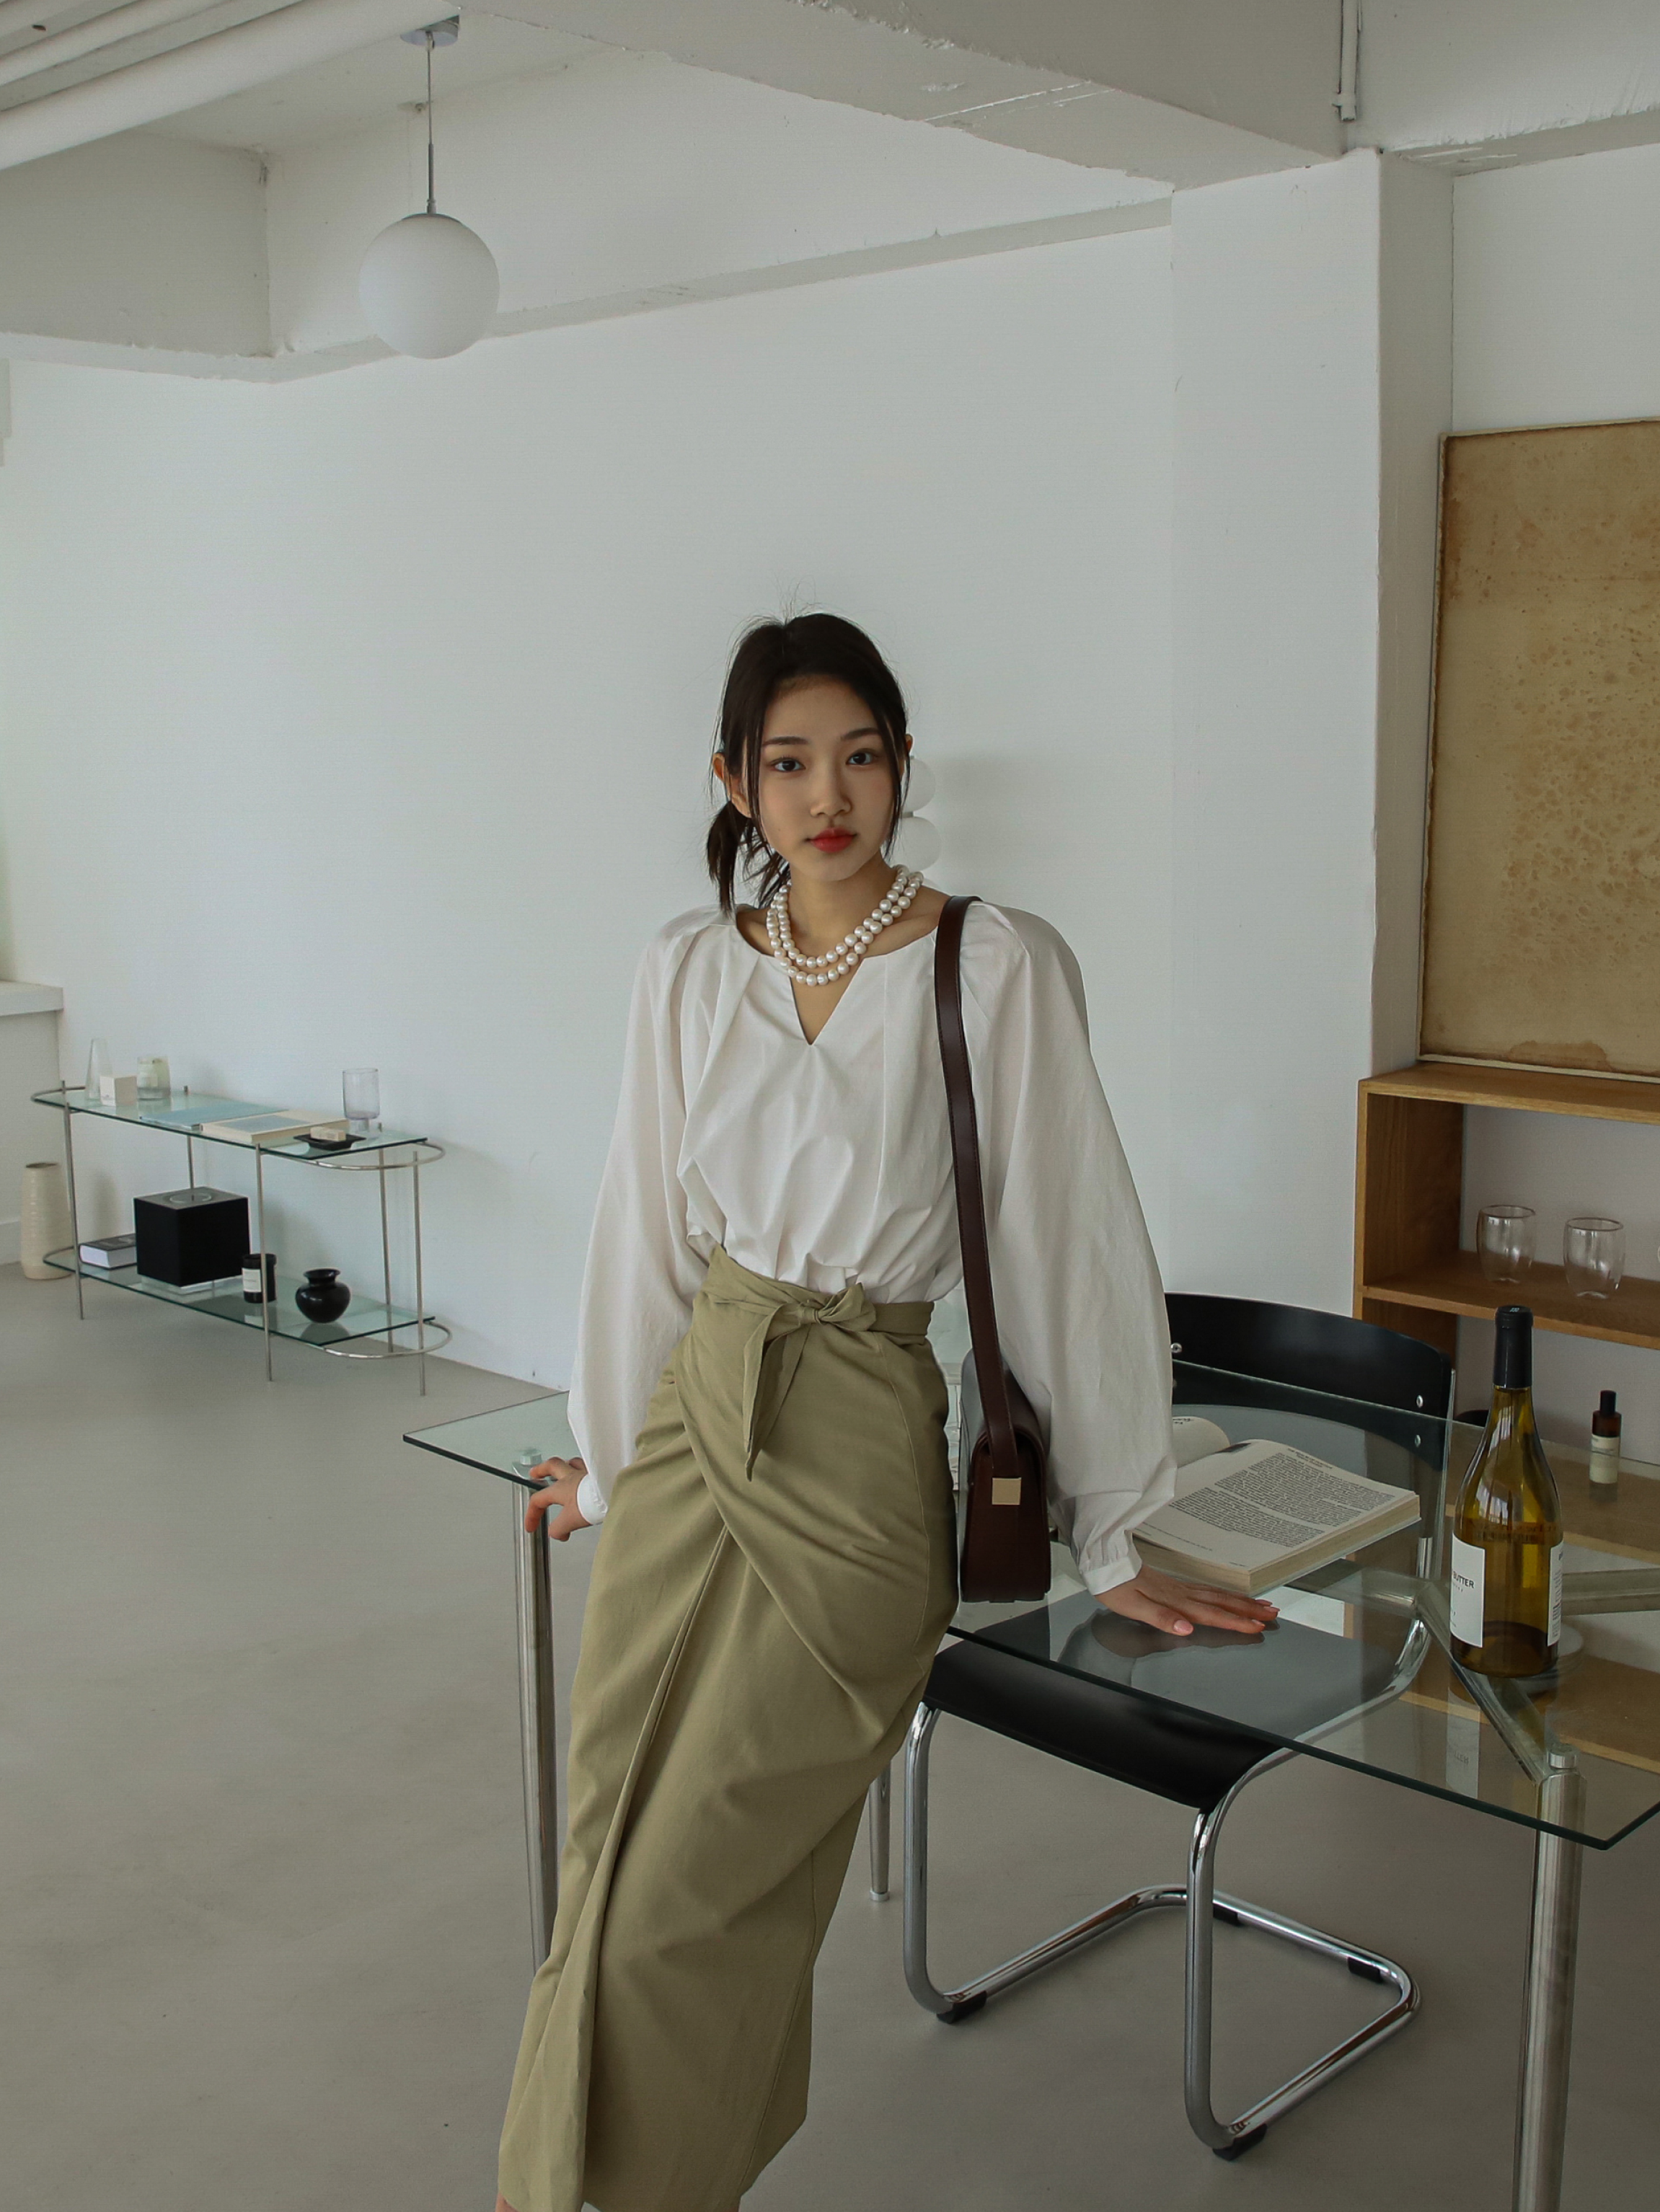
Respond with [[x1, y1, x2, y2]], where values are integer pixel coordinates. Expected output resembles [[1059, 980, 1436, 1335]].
[[0, 0, 434, 169], [480, 0, 1345, 186]]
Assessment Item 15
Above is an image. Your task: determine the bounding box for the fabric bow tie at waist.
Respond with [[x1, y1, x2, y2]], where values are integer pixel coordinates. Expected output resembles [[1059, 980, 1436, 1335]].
[[699, 1247, 930, 1479]]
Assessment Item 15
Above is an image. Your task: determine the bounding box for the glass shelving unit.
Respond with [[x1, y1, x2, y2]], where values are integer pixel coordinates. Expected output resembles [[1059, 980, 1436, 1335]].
[[32, 1084, 448, 1388]]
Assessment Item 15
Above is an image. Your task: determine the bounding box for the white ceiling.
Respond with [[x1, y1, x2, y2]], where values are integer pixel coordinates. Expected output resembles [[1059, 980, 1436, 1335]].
[[143, 8, 602, 154]]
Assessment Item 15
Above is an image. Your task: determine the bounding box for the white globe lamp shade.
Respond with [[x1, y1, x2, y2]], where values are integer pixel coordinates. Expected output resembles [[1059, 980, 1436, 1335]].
[[891, 813, 942, 869], [358, 212, 500, 359], [903, 757, 937, 810]]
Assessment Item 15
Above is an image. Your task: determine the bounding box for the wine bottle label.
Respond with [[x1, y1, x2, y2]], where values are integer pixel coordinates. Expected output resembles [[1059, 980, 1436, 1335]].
[[1450, 1535, 1485, 1646], [1589, 1433, 1620, 1487], [1548, 1541, 1563, 1648]]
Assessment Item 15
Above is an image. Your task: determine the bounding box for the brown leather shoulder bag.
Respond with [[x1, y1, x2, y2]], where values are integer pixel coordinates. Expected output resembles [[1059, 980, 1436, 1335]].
[[933, 895, 1052, 1603]]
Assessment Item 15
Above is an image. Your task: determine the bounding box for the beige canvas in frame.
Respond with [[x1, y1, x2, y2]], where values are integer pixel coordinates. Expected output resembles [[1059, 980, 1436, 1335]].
[[1421, 420, 1660, 1080]]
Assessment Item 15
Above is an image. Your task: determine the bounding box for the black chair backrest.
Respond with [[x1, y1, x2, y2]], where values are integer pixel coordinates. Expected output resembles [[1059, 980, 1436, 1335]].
[[1165, 1293, 1452, 1420]]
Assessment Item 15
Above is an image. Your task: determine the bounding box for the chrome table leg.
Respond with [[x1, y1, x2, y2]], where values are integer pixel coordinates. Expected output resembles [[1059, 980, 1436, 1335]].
[[1513, 1753, 1585, 2212], [255, 1144, 273, 1382], [377, 1155, 394, 1355], [868, 1764, 891, 1901], [412, 1152, 428, 1397], [513, 1482, 559, 1973], [60, 1091, 84, 1319]]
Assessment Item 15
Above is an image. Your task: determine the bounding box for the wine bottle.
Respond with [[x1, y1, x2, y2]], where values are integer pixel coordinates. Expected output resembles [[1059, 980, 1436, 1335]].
[[1449, 1306, 1563, 1677]]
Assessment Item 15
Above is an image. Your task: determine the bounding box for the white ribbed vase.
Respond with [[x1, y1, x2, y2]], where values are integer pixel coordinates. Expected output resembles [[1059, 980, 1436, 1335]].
[[20, 1160, 72, 1280]]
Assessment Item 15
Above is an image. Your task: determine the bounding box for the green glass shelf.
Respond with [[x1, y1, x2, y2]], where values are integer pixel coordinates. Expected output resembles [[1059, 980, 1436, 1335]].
[[31, 1087, 428, 1162], [43, 1251, 435, 1346]]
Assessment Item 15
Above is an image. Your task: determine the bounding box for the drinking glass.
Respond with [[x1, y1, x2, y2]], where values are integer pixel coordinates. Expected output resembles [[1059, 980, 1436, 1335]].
[[137, 1054, 171, 1104], [1478, 1204, 1535, 1283], [1563, 1216, 1624, 1299], [342, 1067, 381, 1134]]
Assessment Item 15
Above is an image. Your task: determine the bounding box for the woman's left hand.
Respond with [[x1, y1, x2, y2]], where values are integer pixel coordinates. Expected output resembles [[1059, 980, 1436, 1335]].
[[521, 1455, 591, 1542], [1097, 1565, 1278, 1638]]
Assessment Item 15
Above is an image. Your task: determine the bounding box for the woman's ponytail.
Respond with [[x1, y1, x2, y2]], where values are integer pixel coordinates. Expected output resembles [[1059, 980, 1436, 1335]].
[[705, 800, 764, 918]]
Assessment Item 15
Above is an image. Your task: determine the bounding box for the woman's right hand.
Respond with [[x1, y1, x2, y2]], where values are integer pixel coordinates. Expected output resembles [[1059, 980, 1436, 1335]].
[[522, 1456, 591, 1542]]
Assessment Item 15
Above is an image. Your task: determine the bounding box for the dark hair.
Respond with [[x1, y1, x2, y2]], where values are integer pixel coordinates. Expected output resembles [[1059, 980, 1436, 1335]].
[[705, 613, 909, 914]]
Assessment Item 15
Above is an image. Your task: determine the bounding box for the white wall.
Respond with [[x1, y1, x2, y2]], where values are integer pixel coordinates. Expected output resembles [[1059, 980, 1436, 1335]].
[[0, 226, 1174, 1384], [1450, 139, 1660, 1458], [1374, 155, 1453, 1072], [1455, 141, 1660, 431], [1167, 151, 1449, 1314]]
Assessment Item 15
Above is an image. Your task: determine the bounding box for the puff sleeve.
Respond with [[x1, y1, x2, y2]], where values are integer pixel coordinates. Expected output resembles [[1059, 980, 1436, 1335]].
[[567, 923, 708, 1524], [963, 906, 1176, 1596]]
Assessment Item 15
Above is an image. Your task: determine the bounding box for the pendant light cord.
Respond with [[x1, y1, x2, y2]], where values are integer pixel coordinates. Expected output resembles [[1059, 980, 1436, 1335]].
[[425, 30, 436, 216]]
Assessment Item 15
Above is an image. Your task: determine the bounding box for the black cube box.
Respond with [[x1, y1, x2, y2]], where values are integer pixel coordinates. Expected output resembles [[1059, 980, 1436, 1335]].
[[133, 1187, 250, 1287]]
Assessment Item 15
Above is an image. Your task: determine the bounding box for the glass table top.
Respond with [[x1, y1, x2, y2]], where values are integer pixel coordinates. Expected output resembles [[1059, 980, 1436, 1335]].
[[407, 1360, 1660, 1851], [407, 1394, 578, 1485], [32, 1087, 428, 1161]]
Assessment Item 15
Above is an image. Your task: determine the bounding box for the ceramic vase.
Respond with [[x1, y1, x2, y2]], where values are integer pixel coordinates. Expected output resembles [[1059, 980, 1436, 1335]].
[[295, 1268, 351, 1323], [20, 1161, 72, 1280]]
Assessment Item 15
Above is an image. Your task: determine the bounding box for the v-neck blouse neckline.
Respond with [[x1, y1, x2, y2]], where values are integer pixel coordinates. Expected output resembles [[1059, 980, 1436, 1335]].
[[734, 916, 942, 1048]]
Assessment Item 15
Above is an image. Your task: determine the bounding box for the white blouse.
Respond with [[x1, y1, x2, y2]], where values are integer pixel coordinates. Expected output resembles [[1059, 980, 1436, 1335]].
[[568, 899, 1175, 1596]]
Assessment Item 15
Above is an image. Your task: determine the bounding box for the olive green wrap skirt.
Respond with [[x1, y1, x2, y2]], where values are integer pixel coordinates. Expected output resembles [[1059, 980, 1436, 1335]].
[[498, 1245, 959, 2212]]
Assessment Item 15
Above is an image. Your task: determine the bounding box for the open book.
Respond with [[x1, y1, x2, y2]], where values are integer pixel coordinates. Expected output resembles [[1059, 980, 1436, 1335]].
[[1133, 1415, 1422, 1597]]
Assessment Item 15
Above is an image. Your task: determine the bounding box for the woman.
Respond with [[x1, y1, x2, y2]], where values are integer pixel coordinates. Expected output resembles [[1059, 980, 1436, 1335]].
[[496, 614, 1274, 2212]]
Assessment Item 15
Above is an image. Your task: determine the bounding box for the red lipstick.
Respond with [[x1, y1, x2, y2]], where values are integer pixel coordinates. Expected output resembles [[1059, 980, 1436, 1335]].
[[810, 831, 855, 852]]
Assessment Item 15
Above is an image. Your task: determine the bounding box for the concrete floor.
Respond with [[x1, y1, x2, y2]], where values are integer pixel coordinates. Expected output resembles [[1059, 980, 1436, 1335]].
[[4, 1262, 1656, 2212]]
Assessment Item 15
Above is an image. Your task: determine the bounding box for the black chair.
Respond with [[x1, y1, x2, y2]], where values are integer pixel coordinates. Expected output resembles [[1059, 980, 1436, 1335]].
[[889, 1296, 1446, 2161], [1166, 1292, 1454, 1420]]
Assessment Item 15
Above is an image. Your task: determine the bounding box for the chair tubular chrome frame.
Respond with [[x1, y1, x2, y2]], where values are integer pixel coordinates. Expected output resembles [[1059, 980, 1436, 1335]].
[[896, 1703, 1419, 2159]]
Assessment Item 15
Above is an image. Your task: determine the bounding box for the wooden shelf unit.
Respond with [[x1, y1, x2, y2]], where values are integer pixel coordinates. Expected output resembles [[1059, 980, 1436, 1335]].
[[1354, 1061, 1660, 1362]]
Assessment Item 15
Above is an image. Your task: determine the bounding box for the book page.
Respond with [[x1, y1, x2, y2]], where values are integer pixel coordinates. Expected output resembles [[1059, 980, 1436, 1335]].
[[1172, 1415, 1232, 1468], [1141, 1441, 1416, 1572]]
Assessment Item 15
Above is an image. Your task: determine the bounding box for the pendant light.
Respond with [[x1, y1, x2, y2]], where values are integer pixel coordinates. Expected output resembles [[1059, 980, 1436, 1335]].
[[358, 19, 499, 360]]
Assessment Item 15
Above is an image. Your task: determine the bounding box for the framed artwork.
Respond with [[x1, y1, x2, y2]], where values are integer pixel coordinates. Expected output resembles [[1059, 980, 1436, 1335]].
[[1420, 419, 1660, 1081]]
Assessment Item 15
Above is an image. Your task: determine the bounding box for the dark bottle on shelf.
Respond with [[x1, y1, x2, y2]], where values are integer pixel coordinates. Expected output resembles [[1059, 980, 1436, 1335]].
[[1449, 1306, 1563, 1678], [241, 1251, 277, 1306], [1589, 1389, 1621, 1500]]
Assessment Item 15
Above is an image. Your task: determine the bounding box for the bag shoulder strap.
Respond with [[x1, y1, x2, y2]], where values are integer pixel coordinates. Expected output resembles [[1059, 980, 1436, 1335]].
[[933, 894, 1020, 1475]]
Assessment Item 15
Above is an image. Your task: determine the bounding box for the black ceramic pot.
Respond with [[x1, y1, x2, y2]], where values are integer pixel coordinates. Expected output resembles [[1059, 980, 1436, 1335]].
[[295, 1268, 351, 1323]]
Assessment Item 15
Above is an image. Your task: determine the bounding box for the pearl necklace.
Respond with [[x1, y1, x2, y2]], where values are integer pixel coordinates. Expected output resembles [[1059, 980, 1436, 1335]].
[[765, 867, 923, 987]]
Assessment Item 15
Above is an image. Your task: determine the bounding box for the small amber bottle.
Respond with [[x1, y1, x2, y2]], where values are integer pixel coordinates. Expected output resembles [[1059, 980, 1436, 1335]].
[[1589, 1389, 1621, 1500]]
